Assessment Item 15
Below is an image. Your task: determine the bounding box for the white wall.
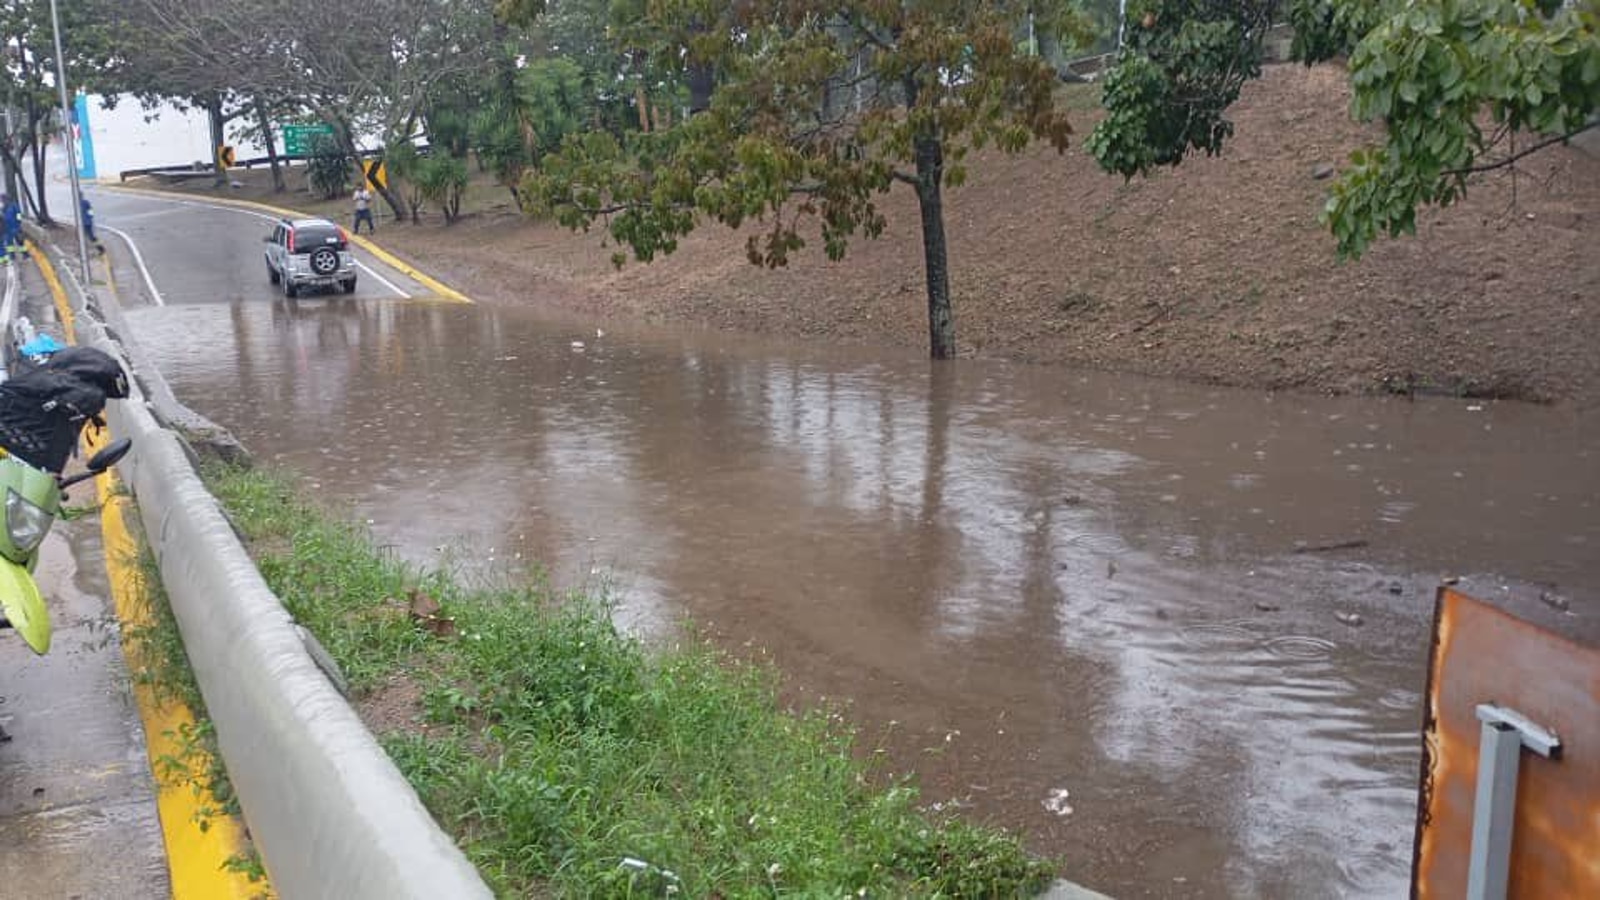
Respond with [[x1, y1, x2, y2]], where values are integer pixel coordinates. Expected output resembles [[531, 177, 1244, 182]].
[[82, 94, 271, 180]]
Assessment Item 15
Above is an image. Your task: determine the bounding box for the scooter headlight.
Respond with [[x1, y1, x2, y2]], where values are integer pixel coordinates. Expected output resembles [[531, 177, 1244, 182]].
[[5, 488, 53, 555]]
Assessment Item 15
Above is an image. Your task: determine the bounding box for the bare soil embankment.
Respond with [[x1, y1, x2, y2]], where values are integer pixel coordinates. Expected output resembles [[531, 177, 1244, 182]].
[[154, 64, 1600, 403]]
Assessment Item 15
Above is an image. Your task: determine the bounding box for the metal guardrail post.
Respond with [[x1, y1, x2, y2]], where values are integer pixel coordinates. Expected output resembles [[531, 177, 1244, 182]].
[[1466, 704, 1562, 900]]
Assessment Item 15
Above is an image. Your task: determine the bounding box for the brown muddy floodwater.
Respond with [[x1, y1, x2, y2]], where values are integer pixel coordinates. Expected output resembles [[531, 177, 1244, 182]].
[[129, 298, 1597, 899]]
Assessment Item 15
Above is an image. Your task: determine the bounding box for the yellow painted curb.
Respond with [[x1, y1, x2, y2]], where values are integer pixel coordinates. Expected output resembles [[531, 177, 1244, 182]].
[[99, 184, 472, 303], [35, 243, 271, 899], [28, 241, 75, 344], [92, 450, 271, 900]]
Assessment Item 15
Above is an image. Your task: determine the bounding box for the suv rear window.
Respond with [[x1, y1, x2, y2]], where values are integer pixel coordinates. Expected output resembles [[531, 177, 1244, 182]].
[[291, 224, 345, 252]]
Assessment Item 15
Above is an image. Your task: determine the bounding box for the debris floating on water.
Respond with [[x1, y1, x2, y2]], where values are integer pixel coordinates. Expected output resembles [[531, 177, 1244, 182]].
[[1043, 787, 1073, 817]]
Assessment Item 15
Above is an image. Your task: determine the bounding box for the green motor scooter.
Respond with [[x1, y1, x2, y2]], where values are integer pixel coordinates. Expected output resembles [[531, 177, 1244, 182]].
[[0, 436, 131, 653], [0, 345, 133, 657]]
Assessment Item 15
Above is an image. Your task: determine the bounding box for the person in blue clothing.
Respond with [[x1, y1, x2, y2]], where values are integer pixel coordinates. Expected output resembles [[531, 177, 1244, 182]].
[[80, 195, 104, 254], [1, 194, 22, 263]]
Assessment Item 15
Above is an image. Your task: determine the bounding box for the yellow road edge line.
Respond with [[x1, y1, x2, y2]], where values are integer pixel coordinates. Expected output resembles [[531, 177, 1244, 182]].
[[36, 244, 270, 899], [98, 183, 473, 303], [28, 241, 75, 344], [102, 249, 119, 303]]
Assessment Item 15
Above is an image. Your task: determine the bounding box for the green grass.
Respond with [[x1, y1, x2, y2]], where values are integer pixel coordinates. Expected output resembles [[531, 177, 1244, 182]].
[[205, 463, 1058, 898]]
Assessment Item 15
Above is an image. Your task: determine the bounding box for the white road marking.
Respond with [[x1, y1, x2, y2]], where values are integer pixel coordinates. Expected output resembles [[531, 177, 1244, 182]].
[[96, 192, 411, 299], [100, 225, 166, 307], [353, 259, 408, 298]]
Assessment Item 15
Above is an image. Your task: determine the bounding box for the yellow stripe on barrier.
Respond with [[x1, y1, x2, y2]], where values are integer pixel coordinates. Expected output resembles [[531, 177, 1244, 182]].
[[37, 244, 272, 898], [98, 184, 472, 303], [28, 241, 75, 343]]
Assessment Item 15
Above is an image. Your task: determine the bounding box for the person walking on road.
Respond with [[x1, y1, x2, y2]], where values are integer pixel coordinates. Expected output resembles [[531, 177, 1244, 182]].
[[352, 184, 375, 234]]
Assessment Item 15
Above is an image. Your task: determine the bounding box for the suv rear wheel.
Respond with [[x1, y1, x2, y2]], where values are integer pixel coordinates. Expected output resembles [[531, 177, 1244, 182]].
[[310, 247, 339, 276], [267, 261, 280, 285]]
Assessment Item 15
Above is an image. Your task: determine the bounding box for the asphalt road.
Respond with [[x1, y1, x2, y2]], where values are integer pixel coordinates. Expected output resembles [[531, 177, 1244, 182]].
[[86, 187, 434, 309]]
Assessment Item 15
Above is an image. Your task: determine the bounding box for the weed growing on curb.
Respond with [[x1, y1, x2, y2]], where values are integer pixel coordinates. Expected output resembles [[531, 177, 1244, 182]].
[[120, 529, 271, 898], [205, 463, 1059, 897], [125, 544, 242, 826]]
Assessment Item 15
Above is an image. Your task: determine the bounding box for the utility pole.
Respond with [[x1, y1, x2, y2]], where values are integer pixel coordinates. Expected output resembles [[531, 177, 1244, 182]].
[[48, 0, 91, 283]]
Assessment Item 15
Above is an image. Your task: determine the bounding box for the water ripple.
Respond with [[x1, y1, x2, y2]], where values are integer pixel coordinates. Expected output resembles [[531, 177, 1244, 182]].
[[1263, 634, 1339, 661]]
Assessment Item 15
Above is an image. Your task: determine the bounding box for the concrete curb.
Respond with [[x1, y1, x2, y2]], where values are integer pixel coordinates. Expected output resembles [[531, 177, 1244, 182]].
[[30, 231, 491, 899], [0, 260, 17, 381]]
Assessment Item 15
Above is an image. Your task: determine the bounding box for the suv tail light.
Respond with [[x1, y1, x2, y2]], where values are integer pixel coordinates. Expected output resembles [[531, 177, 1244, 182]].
[[286, 228, 296, 253], [338, 226, 351, 244]]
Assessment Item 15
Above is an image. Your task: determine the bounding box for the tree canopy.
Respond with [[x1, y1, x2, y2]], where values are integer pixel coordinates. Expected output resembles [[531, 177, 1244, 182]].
[[1090, 0, 1600, 258], [0, 0, 121, 220], [68, 0, 1596, 351], [520, 0, 1092, 358]]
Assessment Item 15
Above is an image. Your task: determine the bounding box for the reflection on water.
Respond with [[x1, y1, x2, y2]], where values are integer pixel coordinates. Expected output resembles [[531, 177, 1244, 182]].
[[132, 297, 1597, 898]]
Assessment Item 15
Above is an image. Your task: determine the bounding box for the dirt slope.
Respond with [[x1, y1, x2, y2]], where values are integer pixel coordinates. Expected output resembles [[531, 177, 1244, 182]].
[[199, 63, 1600, 403]]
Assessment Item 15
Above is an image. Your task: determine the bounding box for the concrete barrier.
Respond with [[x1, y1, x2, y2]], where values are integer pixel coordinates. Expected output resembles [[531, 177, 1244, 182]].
[[31, 234, 491, 899]]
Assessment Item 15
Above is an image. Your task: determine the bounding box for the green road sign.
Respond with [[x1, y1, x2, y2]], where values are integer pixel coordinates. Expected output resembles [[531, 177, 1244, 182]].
[[283, 123, 335, 156]]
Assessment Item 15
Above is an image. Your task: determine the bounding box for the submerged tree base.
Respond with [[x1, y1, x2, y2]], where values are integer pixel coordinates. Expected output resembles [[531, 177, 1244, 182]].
[[205, 464, 1058, 897]]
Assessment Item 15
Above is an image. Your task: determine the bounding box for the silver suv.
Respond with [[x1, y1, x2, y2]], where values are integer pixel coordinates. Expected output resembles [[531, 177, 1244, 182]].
[[264, 218, 356, 297]]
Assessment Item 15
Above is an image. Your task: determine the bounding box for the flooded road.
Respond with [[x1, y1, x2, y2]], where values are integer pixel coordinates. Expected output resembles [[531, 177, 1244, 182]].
[[114, 292, 1596, 898]]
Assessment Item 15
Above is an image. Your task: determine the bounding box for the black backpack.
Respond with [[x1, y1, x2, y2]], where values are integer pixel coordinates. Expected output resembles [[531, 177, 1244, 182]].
[[41, 346, 130, 400], [0, 346, 128, 472]]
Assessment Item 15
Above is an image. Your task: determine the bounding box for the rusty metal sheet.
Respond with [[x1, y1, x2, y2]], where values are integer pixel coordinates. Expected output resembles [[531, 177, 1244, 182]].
[[1413, 586, 1600, 898]]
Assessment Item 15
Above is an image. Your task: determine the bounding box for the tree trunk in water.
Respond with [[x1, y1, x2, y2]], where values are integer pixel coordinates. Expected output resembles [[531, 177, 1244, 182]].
[[255, 99, 284, 192], [913, 133, 956, 359], [206, 96, 227, 188]]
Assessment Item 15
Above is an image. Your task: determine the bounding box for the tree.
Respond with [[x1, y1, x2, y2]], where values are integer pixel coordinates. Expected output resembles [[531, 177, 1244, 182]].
[[249, 0, 500, 219], [387, 141, 429, 222], [105, 0, 500, 218], [415, 154, 469, 223], [519, 1, 1089, 359], [0, 0, 117, 223], [1089, 0, 1600, 258], [98, 1, 262, 188], [305, 134, 351, 199]]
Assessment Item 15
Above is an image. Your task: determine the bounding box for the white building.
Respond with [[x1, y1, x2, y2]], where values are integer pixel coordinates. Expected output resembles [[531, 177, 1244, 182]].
[[75, 92, 278, 181]]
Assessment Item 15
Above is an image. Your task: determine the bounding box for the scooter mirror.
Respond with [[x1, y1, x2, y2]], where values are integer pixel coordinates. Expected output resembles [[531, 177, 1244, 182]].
[[86, 438, 132, 473], [59, 438, 134, 491]]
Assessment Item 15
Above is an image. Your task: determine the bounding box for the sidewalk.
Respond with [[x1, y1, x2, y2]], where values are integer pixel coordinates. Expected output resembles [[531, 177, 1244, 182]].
[[0, 256, 170, 898]]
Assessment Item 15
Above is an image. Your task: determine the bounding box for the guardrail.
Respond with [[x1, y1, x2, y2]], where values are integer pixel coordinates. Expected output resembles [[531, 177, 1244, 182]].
[[0, 262, 17, 381], [28, 228, 492, 900]]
